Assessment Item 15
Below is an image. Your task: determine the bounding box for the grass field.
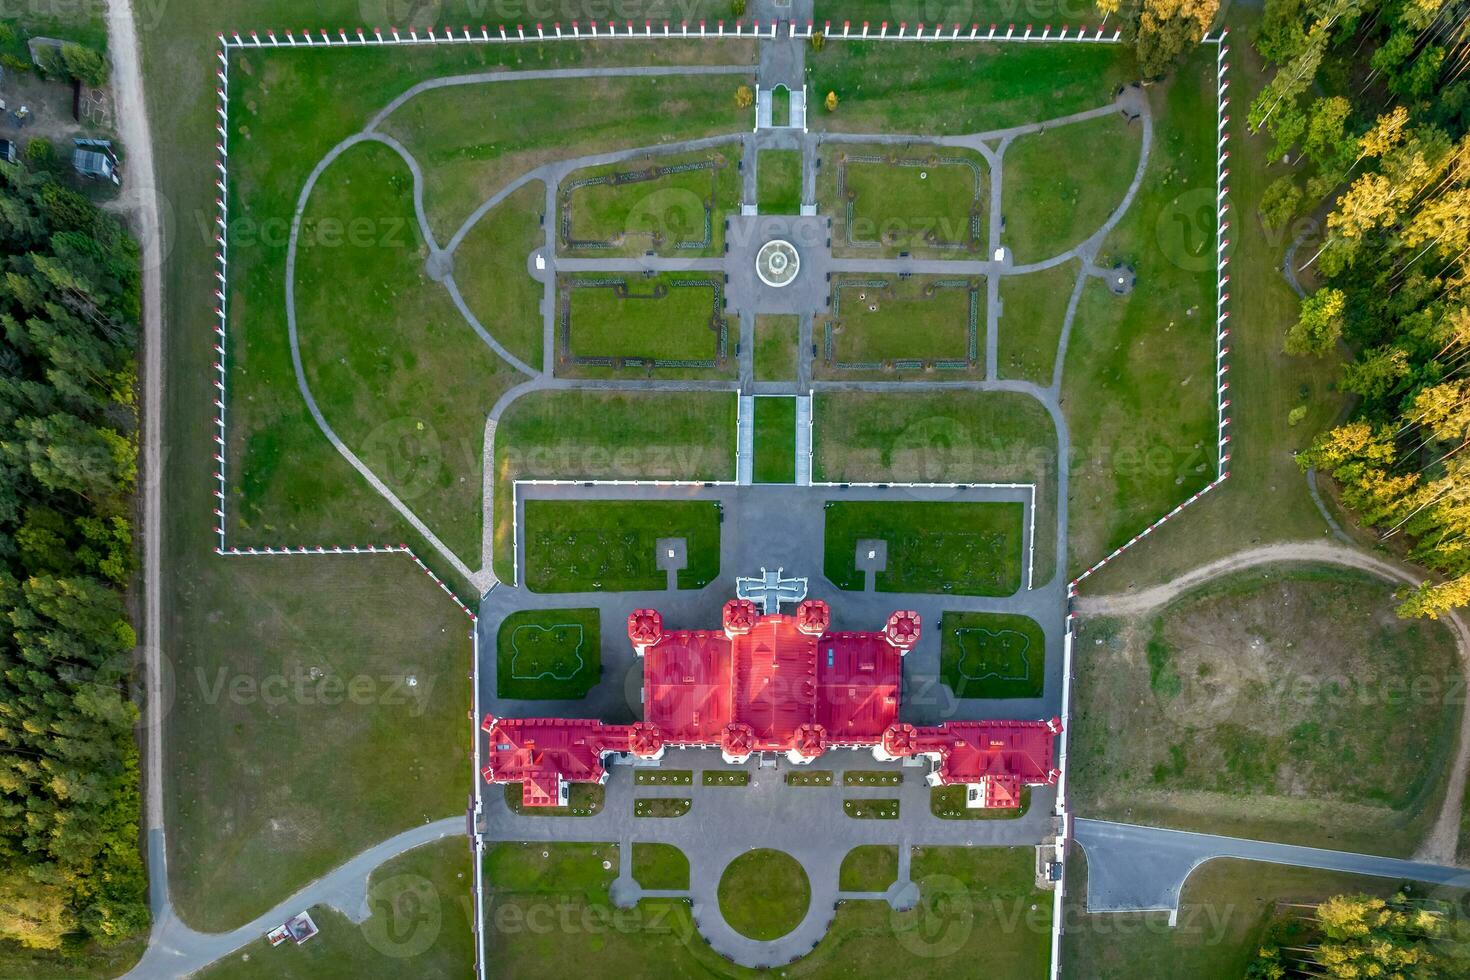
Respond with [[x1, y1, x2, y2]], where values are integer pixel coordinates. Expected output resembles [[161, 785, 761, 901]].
[[632, 843, 690, 890], [492, 389, 735, 582], [933, 786, 1030, 819], [503, 782, 603, 817], [294, 140, 522, 566], [908, 847, 1051, 975], [1068, 565, 1461, 857], [821, 275, 981, 370], [940, 612, 1046, 699], [757, 148, 802, 214], [1077, 5, 1343, 594], [164, 556, 472, 931], [824, 500, 1025, 595], [561, 146, 739, 257], [496, 608, 601, 699], [754, 314, 800, 380], [452, 178, 547, 371], [839, 846, 899, 892], [754, 396, 797, 484], [196, 838, 473, 979], [380, 69, 755, 241], [1002, 112, 1142, 264], [808, 40, 1136, 134], [814, 390, 1058, 584], [997, 261, 1081, 384], [1061, 48, 1219, 578], [562, 272, 727, 367], [717, 849, 811, 940], [822, 146, 984, 256], [523, 499, 721, 592], [1062, 851, 1469, 979]]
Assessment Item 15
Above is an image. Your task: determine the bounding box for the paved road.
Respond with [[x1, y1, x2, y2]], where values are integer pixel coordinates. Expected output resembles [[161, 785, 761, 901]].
[[123, 818, 464, 979], [1073, 818, 1470, 920]]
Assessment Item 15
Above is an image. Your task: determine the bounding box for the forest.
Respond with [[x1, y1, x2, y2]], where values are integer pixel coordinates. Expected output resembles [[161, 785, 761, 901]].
[[1247, 0, 1470, 617], [0, 159, 147, 950]]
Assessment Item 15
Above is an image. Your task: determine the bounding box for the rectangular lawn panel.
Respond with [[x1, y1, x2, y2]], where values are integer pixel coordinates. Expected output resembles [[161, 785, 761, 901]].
[[503, 782, 604, 817], [940, 612, 1046, 699], [485, 841, 618, 894], [561, 272, 729, 371], [757, 148, 802, 214], [754, 396, 797, 484], [809, 40, 1137, 135], [814, 389, 1058, 584], [522, 499, 720, 592], [631, 843, 690, 889], [997, 260, 1081, 385], [754, 314, 800, 380], [560, 146, 739, 257], [451, 179, 548, 371], [823, 146, 985, 256], [1001, 111, 1142, 264], [495, 608, 601, 699], [1061, 50, 1218, 577], [492, 389, 735, 583], [824, 500, 1024, 596], [839, 845, 899, 892], [821, 275, 981, 372]]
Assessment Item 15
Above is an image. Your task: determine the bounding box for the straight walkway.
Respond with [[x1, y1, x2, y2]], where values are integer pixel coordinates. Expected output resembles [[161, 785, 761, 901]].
[[794, 394, 812, 485], [737, 394, 755, 484]]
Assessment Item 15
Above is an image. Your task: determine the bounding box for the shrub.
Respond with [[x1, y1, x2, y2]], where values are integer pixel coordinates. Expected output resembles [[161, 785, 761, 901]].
[[825, 90, 839, 112], [735, 84, 753, 109], [810, 31, 825, 51], [60, 43, 107, 87]]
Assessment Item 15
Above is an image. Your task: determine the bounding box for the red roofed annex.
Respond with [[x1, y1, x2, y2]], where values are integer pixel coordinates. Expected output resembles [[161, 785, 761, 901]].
[[483, 597, 1060, 808]]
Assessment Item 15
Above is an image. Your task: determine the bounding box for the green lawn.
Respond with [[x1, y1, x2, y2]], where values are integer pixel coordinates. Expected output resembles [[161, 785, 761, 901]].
[[1061, 48, 1219, 578], [824, 500, 1024, 595], [754, 396, 797, 484], [1077, 4, 1343, 594], [821, 275, 981, 370], [485, 840, 617, 894], [717, 849, 811, 941], [491, 389, 735, 583], [1069, 565, 1462, 857], [286, 139, 526, 568], [813, 389, 1059, 584], [754, 314, 800, 380], [822, 146, 984, 256], [196, 839, 473, 979], [997, 261, 1081, 385], [1002, 112, 1142, 264], [503, 782, 604, 817], [787, 770, 835, 786], [839, 845, 899, 892], [1062, 851, 1469, 979], [770, 84, 791, 127], [221, 40, 750, 584], [561, 146, 739, 257], [809, 40, 1136, 134], [632, 843, 690, 890], [702, 770, 750, 786], [496, 608, 601, 699], [562, 272, 727, 367], [164, 556, 472, 932], [523, 499, 721, 592], [452, 178, 547, 371], [908, 846, 1051, 975], [940, 612, 1046, 699], [635, 769, 693, 785], [634, 797, 692, 818], [381, 68, 754, 241], [757, 148, 802, 214], [932, 785, 1030, 819], [844, 771, 902, 786], [844, 799, 900, 819]]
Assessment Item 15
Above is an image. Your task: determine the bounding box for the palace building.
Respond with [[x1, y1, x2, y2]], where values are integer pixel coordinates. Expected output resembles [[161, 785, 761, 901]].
[[483, 597, 1060, 808]]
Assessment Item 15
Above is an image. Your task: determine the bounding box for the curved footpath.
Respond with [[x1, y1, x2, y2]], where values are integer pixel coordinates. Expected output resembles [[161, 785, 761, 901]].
[[1074, 539, 1470, 865]]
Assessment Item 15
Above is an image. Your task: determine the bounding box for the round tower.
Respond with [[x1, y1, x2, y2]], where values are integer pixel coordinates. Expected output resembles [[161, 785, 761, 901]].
[[626, 609, 662, 655], [884, 610, 920, 654]]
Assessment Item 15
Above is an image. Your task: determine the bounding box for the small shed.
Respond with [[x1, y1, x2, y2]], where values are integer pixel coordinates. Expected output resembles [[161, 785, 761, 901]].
[[71, 138, 119, 184], [0, 140, 16, 164]]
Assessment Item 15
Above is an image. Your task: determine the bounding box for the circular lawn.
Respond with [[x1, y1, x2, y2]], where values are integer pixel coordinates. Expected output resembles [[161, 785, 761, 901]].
[[717, 848, 811, 941]]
